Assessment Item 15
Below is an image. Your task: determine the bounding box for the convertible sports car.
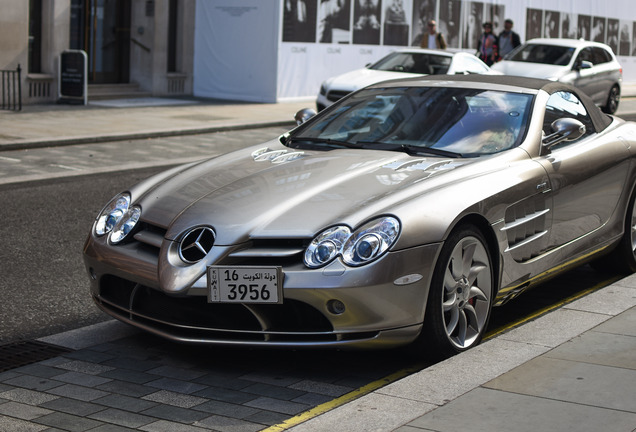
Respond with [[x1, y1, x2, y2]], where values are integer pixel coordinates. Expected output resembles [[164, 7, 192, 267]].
[[84, 75, 636, 357]]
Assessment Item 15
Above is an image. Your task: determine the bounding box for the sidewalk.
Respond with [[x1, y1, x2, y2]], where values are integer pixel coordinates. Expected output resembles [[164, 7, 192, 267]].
[[0, 91, 635, 431]]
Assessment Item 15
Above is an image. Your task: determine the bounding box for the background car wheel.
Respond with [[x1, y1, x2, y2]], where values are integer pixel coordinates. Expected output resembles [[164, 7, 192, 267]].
[[593, 188, 636, 274], [420, 226, 494, 358], [602, 85, 620, 114]]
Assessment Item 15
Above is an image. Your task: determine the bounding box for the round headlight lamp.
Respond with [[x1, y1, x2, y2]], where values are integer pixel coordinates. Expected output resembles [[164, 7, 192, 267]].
[[304, 226, 351, 268], [95, 193, 130, 236], [109, 206, 141, 244], [342, 217, 400, 266]]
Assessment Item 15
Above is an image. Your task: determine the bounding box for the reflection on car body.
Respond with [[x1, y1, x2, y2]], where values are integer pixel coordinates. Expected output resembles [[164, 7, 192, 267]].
[[84, 75, 636, 358]]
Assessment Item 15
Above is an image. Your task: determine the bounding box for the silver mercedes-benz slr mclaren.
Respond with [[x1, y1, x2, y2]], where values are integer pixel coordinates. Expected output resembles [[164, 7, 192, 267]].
[[83, 75, 636, 357]]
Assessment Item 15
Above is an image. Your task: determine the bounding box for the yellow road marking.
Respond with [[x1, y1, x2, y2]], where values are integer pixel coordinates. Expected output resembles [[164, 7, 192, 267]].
[[264, 274, 619, 431]]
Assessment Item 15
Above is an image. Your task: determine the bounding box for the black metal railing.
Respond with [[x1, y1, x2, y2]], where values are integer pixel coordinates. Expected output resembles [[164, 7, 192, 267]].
[[1, 64, 22, 111]]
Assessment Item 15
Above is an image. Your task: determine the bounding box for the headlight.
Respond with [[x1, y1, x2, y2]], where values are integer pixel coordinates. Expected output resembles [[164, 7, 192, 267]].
[[109, 206, 141, 244], [342, 217, 400, 266], [304, 217, 400, 268], [305, 226, 351, 268], [95, 193, 130, 236]]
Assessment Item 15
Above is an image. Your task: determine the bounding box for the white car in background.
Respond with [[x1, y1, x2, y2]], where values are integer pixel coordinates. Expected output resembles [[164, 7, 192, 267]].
[[492, 38, 622, 113], [316, 49, 499, 111]]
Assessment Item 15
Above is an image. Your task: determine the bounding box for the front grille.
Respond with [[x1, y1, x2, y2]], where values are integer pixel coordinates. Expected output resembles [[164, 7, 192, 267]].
[[97, 275, 341, 343], [327, 90, 350, 102]]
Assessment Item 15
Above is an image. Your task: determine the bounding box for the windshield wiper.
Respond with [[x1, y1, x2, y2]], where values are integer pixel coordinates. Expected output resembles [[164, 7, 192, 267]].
[[287, 136, 364, 150], [356, 142, 462, 158]]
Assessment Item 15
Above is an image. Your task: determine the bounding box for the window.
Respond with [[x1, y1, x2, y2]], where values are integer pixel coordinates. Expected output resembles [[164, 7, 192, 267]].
[[28, 0, 42, 73], [167, 0, 178, 72], [544, 91, 594, 146], [591, 47, 612, 64]]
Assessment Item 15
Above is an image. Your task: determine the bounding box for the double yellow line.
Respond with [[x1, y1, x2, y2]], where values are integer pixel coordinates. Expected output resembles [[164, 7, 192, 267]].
[[262, 275, 619, 431]]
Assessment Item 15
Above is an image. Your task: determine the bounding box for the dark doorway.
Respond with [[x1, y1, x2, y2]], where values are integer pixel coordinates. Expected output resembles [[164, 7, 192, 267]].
[[70, 0, 131, 83]]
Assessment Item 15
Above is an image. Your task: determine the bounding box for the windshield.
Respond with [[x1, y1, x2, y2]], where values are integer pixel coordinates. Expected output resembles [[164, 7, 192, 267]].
[[507, 44, 575, 65], [370, 52, 452, 75], [290, 86, 534, 157]]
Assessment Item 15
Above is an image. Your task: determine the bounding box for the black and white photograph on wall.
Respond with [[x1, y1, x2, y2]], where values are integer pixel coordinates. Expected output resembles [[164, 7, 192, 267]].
[[318, 0, 351, 43], [486, 3, 505, 35], [592, 17, 606, 43], [410, 0, 436, 46], [439, 0, 460, 48], [283, 0, 318, 42], [560, 13, 577, 38], [578, 14, 591, 40], [526, 8, 542, 40], [383, 0, 411, 46], [619, 20, 631, 55], [462, 2, 483, 50], [544, 10, 559, 38], [607, 18, 619, 53], [353, 0, 381, 44]]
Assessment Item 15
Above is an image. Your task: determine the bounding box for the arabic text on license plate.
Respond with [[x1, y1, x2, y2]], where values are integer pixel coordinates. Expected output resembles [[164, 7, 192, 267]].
[[207, 267, 282, 304]]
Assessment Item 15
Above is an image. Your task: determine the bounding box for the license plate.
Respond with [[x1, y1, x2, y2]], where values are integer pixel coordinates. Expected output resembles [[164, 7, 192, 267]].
[[207, 266, 282, 304]]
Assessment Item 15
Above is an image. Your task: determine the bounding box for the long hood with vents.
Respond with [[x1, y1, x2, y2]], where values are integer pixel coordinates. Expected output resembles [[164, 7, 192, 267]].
[[132, 141, 472, 245]]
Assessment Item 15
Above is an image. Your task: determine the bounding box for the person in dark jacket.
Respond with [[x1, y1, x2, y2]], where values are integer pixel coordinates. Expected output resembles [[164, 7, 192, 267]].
[[498, 19, 521, 58]]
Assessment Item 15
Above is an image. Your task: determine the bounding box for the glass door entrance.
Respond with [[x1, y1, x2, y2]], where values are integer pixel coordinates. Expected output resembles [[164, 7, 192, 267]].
[[70, 0, 131, 84]]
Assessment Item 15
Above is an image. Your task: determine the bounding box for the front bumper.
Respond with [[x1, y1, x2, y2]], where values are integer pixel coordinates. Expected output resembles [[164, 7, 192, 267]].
[[84, 233, 441, 348]]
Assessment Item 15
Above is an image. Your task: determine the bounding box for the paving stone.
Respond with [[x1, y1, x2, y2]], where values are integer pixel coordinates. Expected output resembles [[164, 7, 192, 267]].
[[101, 357, 162, 372], [54, 371, 113, 387], [0, 371, 20, 382], [146, 378, 207, 395], [142, 390, 207, 409], [62, 350, 116, 364], [0, 401, 52, 420], [192, 385, 258, 404], [88, 424, 139, 432], [4, 375, 63, 392], [288, 379, 352, 397], [94, 394, 158, 413], [138, 419, 209, 431], [145, 366, 207, 381], [40, 396, 107, 416], [56, 360, 116, 375], [291, 392, 334, 406], [0, 414, 49, 431], [0, 388, 59, 405], [239, 372, 302, 387], [193, 414, 264, 432], [193, 374, 252, 390], [88, 408, 156, 429], [33, 411, 103, 432], [193, 399, 260, 419], [95, 380, 156, 398], [140, 404, 210, 424], [12, 364, 67, 379], [98, 368, 161, 384], [244, 396, 310, 415], [46, 383, 110, 401], [243, 382, 306, 401], [243, 409, 290, 426]]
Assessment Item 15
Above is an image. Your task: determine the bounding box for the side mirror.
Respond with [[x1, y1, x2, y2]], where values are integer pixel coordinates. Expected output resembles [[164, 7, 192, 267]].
[[574, 60, 593, 71], [542, 118, 586, 149], [294, 108, 317, 125]]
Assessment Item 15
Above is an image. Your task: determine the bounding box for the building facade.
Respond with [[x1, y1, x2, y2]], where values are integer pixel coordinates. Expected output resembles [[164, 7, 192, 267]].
[[0, 0, 195, 105]]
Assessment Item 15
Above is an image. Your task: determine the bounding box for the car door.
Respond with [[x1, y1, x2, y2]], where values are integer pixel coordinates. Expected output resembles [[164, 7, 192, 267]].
[[570, 47, 599, 102], [535, 91, 630, 250]]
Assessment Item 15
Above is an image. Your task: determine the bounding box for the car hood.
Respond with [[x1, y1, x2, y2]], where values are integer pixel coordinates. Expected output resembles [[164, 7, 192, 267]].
[[491, 61, 566, 79], [135, 141, 471, 245], [325, 68, 423, 92]]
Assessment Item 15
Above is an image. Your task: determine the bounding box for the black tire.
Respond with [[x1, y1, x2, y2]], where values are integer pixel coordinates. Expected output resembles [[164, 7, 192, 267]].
[[592, 189, 636, 274], [420, 226, 494, 359], [602, 85, 620, 114]]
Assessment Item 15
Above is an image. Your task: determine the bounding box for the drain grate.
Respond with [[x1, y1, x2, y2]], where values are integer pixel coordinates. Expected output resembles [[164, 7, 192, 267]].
[[0, 340, 73, 373]]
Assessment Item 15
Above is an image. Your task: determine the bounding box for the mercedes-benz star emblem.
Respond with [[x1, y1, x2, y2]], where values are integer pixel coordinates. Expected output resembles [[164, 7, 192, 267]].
[[179, 227, 215, 263]]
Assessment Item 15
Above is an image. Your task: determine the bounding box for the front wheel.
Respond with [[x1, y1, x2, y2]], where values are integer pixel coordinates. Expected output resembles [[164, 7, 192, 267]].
[[602, 85, 620, 114], [593, 189, 636, 274], [420, 226, 494, 358]]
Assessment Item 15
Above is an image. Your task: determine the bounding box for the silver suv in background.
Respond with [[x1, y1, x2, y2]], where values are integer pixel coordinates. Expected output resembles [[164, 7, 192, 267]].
[[492, 38, 622, 113]]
